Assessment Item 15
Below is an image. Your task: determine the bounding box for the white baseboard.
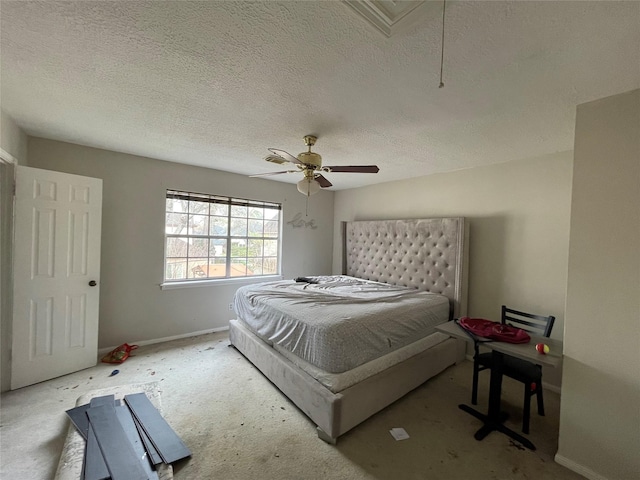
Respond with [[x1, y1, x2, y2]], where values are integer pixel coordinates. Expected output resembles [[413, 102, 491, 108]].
[[98, 326, 230, 357], [554, 454, 608, 480]]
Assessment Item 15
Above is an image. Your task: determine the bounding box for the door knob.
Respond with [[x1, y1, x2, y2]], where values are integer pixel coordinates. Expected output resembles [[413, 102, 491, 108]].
[[89, 280, 97, 287]]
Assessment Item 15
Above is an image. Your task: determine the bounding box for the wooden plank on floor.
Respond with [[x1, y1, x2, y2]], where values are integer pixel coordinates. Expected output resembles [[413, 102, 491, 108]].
[[115, 404, 159, 480], [84, 395, 115, 480], [66, 403, 91, 440], [90, 395, 116, 407], [84, 423, 110, 480], [124, 393, 191, 464], [133, 414, 163, 466], [87, 404, 150, 480], [67, 395, 117, 440]]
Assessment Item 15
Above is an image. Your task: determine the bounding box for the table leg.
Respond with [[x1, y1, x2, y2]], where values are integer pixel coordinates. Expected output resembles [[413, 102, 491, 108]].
[[458, 350, 536, 450]]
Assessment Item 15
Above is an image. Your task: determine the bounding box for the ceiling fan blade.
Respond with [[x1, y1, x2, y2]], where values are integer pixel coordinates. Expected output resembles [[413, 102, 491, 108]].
[[264, 155, 289, 165], [324, 165, 379, 173], [249, 170, 296, 177], [315, 174, 333, 188], [267, 148, 304, 165]]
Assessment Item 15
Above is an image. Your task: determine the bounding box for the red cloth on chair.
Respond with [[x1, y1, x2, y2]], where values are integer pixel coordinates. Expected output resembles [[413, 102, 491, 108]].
[[458, 317, 531, 344]]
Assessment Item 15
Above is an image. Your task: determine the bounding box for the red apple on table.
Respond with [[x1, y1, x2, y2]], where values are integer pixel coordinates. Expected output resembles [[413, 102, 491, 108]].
[[535, 343, 549, 354]]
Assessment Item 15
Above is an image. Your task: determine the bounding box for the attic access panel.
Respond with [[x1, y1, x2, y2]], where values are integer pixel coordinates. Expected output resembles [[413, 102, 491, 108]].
[[343, 0, 426, 37]]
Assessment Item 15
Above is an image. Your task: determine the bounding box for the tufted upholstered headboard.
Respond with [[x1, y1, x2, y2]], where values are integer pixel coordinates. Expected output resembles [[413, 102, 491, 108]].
[[342, 218, 469, 319]]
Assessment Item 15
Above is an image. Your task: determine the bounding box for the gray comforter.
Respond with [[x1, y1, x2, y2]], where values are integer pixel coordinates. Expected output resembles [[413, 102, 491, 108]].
[[233, 275, 449, 373]]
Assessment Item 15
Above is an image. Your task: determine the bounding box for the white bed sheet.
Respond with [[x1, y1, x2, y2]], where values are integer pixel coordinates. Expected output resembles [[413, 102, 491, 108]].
[[233, 275, 450, 373]]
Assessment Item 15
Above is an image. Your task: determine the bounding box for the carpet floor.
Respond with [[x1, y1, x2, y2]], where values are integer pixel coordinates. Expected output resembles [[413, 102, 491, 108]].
[[0, 331, 584, 479]]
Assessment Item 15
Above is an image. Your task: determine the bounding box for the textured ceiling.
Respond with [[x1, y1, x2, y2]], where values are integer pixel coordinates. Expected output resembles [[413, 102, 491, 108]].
[[1, 1, 639, 190]]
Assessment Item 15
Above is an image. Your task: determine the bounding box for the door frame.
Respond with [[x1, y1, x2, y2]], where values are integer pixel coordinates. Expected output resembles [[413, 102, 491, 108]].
[[0, 148, 17, 392]]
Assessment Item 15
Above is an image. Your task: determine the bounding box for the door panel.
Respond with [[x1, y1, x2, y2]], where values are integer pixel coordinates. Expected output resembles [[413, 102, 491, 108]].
[[12, 166, 102, 389]]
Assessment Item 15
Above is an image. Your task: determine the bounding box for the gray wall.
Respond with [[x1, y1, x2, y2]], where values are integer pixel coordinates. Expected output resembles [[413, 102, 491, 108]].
[[27, 138, 334, 348], [331, 151, 573, 388], [1, 110, 28, 161], [556, 89, 639, 479], [333, 152, 572, 334]]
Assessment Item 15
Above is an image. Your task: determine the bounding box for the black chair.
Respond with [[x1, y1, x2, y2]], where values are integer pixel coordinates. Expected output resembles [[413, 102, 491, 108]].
[[471, 305, 555, 434]]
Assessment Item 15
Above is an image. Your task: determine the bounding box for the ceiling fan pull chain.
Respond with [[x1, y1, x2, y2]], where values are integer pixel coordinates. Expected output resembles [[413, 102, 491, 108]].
[[439, 0, 446, 89]]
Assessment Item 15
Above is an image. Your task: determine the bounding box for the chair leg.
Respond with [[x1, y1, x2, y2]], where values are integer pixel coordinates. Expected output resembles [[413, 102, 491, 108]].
[[471, 364, 479, 405], [536, 385, 545, 416], [522, 384, 531, 434]]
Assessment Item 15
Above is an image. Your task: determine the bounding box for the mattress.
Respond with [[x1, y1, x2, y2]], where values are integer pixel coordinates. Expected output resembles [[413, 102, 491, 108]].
[[232, 275, 450, 373], [274, 330, 451, 393]]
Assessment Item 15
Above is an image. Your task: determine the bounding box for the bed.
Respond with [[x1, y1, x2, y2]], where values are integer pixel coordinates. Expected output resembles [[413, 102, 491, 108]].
[[229, 217, 469, 443]]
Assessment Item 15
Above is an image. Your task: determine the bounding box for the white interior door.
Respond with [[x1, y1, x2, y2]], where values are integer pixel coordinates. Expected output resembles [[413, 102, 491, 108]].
[[11, 166, 102, 389]]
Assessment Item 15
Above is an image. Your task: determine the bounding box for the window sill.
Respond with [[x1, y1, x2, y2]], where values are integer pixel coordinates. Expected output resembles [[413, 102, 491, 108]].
[[160, 275, 283, 290]]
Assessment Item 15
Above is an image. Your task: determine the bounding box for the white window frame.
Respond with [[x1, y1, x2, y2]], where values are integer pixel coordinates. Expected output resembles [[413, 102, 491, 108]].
[[161, 190, 282, 289]]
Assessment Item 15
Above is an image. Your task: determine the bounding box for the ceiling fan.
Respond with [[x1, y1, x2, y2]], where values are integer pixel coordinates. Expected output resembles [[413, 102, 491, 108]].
[[250, 135, 379, 196]]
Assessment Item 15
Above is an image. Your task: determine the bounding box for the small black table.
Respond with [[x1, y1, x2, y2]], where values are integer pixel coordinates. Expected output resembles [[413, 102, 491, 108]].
[[436, 320, 563, 451]]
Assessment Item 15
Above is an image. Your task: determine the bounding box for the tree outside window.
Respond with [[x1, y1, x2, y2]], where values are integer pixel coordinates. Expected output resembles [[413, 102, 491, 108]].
[[164, 190, 281, 282]]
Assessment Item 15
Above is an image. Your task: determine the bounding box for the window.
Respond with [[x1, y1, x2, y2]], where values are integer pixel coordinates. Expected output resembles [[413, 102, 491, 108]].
[[164, 190, 281, 283]]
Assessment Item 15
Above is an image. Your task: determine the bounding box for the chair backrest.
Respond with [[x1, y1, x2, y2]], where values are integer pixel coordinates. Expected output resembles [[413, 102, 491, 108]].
[[501, 305, 555, 338]]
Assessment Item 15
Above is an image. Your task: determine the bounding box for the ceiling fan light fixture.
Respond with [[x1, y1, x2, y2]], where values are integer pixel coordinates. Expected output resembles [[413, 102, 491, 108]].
[[265, 155, 288, 165], [297, 177, 321, 196], [255, 135, 378, 196]]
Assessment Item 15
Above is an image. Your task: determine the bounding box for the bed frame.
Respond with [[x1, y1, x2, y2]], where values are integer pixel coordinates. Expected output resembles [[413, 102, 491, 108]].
[[229, 217, 469, 443]]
